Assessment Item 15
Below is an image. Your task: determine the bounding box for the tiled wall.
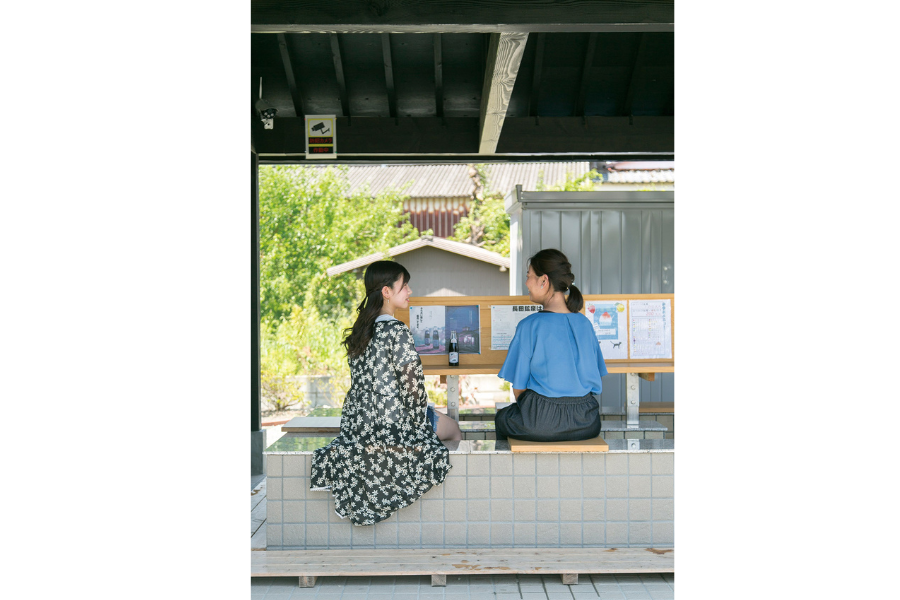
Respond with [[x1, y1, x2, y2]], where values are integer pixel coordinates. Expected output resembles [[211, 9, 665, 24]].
[[459, 414, 674, 441], [265, 451, 674, 550], [603, 414, 675, 440]]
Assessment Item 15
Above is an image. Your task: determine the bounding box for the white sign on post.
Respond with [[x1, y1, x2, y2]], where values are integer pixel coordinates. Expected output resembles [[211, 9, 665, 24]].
[[305, 115, 336, 159]]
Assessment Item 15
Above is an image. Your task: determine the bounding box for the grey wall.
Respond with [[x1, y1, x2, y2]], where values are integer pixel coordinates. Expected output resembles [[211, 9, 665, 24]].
[[507, 190, 674, 413], [399, 245, 509, 297]]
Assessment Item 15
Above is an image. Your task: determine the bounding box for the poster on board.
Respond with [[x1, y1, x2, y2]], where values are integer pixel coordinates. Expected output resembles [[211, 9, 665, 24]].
[[490, 305, 543, 350], [410, 305, 445, 354], [409, 305, 481, 355], [585, 300, 629, 359], [629, 299, 672, 359]]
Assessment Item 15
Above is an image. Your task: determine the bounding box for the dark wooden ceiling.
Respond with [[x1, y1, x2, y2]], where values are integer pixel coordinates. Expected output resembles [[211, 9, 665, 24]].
[[251, 1, 674, 163]]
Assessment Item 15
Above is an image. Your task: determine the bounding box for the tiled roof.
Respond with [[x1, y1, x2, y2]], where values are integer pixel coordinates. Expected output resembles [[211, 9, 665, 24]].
[[344, 164, 472, 198], [302, 162, 594, 199], [481, 162, 592, 195], [326, 236, 510, 277], [298, 162, 674, 204]]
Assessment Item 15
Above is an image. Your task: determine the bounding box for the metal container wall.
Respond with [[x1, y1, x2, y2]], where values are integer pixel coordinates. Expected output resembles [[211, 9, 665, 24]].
[[507, 189, 674, 414]]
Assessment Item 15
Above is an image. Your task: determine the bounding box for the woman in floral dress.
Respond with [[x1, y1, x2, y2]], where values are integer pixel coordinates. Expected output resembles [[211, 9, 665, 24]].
[[310, 261, 459, 525]]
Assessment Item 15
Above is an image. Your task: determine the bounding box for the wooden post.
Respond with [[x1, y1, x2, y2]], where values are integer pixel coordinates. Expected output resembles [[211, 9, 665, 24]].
[[298, 576, 317, 588], [562, 574, 578, 585], [431, 574, 446, 587]]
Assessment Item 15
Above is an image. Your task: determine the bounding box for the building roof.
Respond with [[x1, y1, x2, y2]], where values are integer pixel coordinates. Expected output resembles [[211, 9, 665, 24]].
[[326, 236, 510, 277], [304, 162, 593, 199], [302, 161, 673, 200]]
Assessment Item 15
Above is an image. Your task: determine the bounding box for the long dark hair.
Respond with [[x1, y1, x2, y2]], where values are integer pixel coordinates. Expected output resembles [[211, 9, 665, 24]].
[[343, 260, 411, 358], [529, 248, 584, 313]]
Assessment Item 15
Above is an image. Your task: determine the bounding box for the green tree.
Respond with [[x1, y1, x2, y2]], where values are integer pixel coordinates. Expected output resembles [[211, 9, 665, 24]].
[[259, 165, 419, 323], [258, 165, 419, 410], [449, 164, 511, 257]]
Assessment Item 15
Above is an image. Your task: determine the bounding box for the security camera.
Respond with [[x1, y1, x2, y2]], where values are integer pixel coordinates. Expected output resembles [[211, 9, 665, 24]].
[[255, 98, 277, 129]]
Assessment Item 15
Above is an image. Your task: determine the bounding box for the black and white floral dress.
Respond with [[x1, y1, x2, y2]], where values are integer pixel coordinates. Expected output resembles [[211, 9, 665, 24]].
[[310, 319, 451, 525]]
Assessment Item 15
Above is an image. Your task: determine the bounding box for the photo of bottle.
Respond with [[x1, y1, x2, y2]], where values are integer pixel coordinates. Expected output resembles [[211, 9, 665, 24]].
[[433, 327, 440, 351], [424, 328, 431, 348], [449, 330, 459, 366]]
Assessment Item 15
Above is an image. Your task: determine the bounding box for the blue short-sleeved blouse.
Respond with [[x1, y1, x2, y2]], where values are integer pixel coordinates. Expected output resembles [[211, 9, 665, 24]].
[[498, 310, 608, 397]]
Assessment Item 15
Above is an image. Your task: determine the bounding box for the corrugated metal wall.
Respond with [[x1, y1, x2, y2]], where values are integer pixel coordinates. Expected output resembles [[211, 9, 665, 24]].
[[509, 190, 674, 414]]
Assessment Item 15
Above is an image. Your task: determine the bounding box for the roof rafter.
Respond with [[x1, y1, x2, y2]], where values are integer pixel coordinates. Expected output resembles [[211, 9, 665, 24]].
[[329, 33, 350, 117], [623, 33, 646, 116], [276, 33, 305, 117], [528, 32, 545, 118], [381, 33, 397, 119], [575, 33, 598, 117], [433, 33, 443, 118], [478, 32, 529, 154]]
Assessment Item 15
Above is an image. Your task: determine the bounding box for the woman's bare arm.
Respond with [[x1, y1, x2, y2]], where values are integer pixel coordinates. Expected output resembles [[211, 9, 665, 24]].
[[513, 388, 525, 400]]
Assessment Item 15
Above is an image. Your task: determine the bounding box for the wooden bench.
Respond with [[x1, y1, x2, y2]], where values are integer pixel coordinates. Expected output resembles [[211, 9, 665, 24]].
[[639, 402, 674, 414], [251, 547, 674, 588]]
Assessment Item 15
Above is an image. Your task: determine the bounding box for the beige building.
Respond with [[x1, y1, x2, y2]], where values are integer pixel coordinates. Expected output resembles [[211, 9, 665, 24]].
[[326, 235, 509, 297]]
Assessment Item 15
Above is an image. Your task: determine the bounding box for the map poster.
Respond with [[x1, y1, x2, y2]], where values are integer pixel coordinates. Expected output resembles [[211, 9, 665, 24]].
[[410, 305, 481, 355], [585, 300, 628, 359], [410, 305, 446, 354], [629, 299, 673, 360], [490, 304, 543, 350]]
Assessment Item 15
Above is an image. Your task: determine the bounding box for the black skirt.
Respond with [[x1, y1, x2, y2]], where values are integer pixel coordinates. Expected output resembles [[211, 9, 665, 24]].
[[494, 389, 601, 442]]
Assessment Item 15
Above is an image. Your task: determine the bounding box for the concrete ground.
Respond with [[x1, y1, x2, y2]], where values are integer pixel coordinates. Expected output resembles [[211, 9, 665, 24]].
[[251, 573, 674, 599]]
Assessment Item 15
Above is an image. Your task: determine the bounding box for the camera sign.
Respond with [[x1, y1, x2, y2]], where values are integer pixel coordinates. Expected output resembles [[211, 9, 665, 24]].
[[305, 115, 336, 159]]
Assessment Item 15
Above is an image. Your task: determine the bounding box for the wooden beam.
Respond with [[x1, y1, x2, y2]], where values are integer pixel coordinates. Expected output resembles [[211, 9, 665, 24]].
[[276, 33, 304, 117], [251, 1, 675, 33], [478, 32, 529, 154], [496, 116, 673, 154], [260, 153, 674, 165], [381, 33, 397, 119], [251, 116, 674, 157], [528, 32, 545, 118], [623, 33, 646, 116], [575, 33, 598, 117], [433, 33, 443, 118], [329, 33, 350, 117]]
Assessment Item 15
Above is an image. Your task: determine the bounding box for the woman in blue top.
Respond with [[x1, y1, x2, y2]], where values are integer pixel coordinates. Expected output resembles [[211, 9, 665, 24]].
[[496, 249, 608, 442]]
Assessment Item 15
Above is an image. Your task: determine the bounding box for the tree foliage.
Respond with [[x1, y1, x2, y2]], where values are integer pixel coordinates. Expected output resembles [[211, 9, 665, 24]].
[[448, 164, 511, 257], [450, 165, 603, 256], [258, 165, 419, 408], [259, 165, 419, 323]]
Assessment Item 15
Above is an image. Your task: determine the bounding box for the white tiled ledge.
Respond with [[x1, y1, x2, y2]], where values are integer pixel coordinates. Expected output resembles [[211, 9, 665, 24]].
[[265, 435, 674, 455]]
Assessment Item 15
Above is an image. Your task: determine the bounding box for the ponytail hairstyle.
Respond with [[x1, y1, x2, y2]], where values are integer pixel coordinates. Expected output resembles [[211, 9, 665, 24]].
[[342, 260, 411, 358], [528, 248, 584, 313]]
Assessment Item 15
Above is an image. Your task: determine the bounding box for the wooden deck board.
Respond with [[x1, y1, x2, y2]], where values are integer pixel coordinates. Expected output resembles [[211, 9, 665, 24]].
[[252, 548, 673, 577]]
